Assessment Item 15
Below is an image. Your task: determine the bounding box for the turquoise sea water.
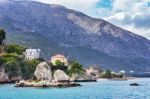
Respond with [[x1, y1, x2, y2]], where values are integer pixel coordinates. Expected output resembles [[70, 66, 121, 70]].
[[0, 78, 150, 99]]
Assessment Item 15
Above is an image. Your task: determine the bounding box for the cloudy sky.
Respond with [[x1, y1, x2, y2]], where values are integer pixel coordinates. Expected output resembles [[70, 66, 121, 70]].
[[11, 0, 150, 39]]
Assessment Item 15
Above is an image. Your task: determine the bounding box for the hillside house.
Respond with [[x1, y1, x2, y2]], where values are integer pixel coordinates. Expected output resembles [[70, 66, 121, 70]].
[[51, 54, 68, 66], [23, 48, 41, 60]]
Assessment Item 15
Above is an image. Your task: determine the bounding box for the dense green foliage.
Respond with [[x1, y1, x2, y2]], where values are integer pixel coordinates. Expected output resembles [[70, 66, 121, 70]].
[[50, 60, 68, 74], [0, 29, 42, 80], [2, 53, 22, 78], [5, 61, 21, 78], [21, 59, 41, 79], [0, 53, 41, 80], [0, 56, 4, 66], [0, 29, 6, 45], [67, 60, 84, 76], [55, 60, 65, 67], [101, 69, 124, 78], [102, 69, 112, 78], [4, 44, 25, 55]]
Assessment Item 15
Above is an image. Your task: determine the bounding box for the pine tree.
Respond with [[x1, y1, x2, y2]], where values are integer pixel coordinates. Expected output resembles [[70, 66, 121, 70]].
[[0, 29, 6, 45]]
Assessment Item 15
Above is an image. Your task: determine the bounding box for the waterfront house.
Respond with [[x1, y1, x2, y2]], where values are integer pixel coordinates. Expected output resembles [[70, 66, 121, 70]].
[[23, 48, 41, 60], [119, 70, 126, 74], [51, 54, 68, 66], [85, 66, 100, 78]]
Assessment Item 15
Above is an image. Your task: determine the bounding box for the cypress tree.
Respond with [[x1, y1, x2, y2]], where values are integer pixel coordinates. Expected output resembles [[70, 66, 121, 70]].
[[0, 29, 6, 45]]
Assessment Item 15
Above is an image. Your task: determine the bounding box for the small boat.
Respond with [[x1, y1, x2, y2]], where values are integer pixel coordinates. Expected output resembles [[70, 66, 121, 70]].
[[130, 83, 140, 86]]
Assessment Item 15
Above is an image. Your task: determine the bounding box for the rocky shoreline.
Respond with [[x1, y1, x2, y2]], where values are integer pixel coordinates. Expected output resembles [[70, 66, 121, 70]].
[[15, 62, 82, 88], [15, 80, 81, 87], [0, 62, 99, 87], [74, 80, 97, 82]]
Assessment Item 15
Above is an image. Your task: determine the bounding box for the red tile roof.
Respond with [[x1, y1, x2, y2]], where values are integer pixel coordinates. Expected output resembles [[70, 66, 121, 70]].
[[52, 54, 66, 58]]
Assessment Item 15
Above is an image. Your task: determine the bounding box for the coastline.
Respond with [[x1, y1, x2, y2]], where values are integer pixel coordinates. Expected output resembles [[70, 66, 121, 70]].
[[1, 78, 150, 99], [97, 77, 137, 81]]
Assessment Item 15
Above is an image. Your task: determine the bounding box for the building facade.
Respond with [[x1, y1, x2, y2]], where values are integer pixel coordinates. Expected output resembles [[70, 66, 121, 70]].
[[85, 66, 100, 78], [51, 54, 68, 66], [23, 48, 41, 60]]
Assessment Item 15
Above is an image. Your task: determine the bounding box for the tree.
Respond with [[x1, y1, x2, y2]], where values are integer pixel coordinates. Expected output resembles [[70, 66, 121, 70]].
[[55, 60, 65, 67], [68, 60, 84, 76], [4, 44, 25, 54], [104, 69, 112, 78], [51, 60, 67, 73], [21, 59, 40, 79], [0, 29, 6, 45], [2, 53, 22, 78], [5, 61, 21, 78], [1, 53, 40, 79]]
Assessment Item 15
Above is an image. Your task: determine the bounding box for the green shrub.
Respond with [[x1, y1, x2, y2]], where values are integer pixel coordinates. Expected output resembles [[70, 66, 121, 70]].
[[1, 53, 22, 78], [48, 60, 67, 74], [4, 44, 25, 55], [67, 60, 84, 76], [1, 53, 41, 80], [21, 59, 41, 79], [102, 69, 112, 78]]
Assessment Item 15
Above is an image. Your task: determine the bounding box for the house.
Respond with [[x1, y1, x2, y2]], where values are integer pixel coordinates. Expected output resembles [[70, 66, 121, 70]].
[[51, 54, 68, 66], [23, 48, 41, 60], [85, 66, 100, 78]]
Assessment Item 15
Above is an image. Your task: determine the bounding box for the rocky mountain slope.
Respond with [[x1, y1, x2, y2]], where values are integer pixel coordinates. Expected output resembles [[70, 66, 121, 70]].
[[0, 0, 150, 72]]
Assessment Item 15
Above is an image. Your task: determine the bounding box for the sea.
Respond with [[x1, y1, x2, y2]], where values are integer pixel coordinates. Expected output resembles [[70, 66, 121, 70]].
[[0, 78, 150, 99]]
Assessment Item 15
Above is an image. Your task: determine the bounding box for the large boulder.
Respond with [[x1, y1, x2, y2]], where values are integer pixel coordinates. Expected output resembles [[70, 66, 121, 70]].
[[34, 62, 52, 81], [53, 70, 69, 82]]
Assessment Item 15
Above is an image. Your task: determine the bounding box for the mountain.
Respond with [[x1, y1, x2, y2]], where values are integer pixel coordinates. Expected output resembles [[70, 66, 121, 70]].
[[0, 0, 150, 72]]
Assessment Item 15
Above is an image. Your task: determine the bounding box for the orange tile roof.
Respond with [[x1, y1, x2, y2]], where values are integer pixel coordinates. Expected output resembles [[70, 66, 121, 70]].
[[52, 54, 65, 58]]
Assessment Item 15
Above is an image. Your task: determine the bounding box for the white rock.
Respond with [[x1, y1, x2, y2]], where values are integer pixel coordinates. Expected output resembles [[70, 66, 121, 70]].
[[53, 69, 69, 82], [34, 62, 52, 81]]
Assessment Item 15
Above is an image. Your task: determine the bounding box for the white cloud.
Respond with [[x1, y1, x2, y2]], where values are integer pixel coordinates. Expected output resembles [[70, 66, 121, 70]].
[[113, 0, 135, 11], [106, 12, 126, 20], [101, 0, 150, 39]]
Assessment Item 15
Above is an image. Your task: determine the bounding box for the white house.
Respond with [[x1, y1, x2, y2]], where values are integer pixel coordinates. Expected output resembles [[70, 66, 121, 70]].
[[23, 48, 41, 60]]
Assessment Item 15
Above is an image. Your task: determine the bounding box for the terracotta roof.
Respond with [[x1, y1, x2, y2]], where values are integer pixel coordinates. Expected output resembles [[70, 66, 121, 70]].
[[52, 54, 66, 58]]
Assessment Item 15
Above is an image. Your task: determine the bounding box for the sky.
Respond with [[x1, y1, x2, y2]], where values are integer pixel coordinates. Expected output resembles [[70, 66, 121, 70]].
[[1, 0, 149, 39], [30, 0, 150, 39]]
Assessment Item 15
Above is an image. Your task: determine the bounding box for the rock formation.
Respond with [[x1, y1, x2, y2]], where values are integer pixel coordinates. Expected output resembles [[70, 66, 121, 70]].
[[53, 70, 69, 82], [0, 67, 9, 83], [70, 74, 96, 82], [34, 62, 52, 81]]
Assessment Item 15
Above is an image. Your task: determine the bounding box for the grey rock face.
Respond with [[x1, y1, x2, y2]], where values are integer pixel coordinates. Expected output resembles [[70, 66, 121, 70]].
[[0, 68, 9, 83], [34, 62, 52, 81], [53, 69, 69, 82], [70, 74, 96, 82]]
